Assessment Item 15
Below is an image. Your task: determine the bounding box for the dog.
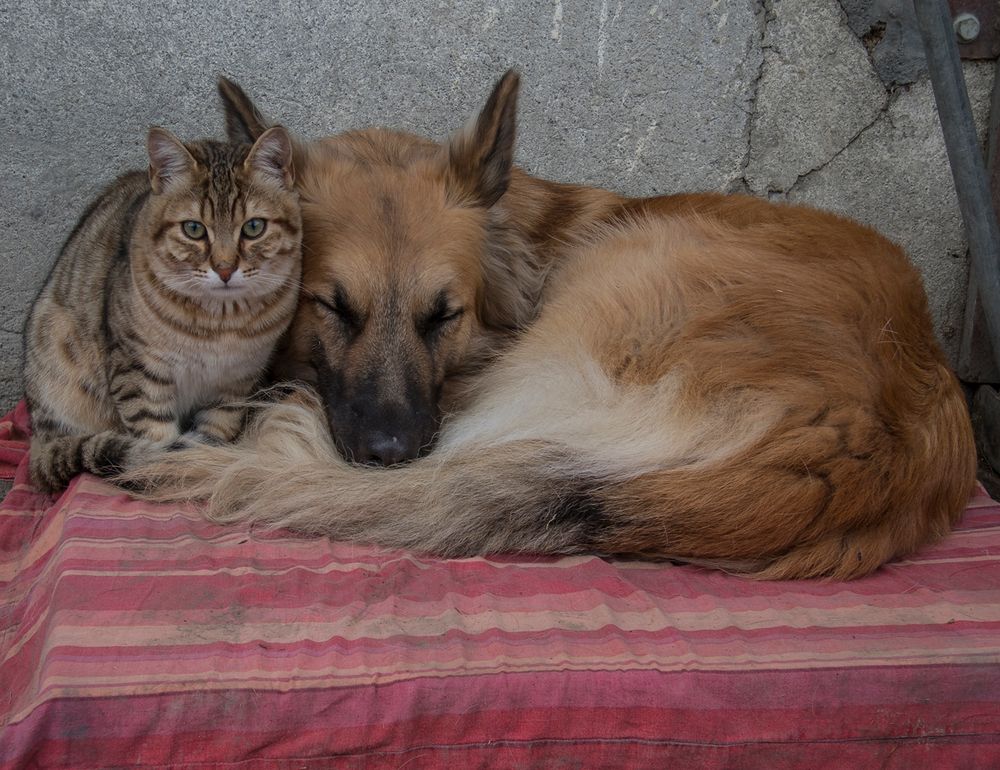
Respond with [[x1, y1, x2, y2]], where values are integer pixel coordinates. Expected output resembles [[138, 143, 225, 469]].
[[122, 71, 976, 579]]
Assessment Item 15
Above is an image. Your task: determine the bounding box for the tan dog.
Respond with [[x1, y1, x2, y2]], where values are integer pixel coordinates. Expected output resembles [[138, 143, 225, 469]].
[[124, 72, 976, 579]]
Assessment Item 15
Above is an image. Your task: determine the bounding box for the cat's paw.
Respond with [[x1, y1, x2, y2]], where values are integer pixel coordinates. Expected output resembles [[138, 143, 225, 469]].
[[109, 436, 175, 493], [139, 421, 183, 445], [124, 435, 174, 464]]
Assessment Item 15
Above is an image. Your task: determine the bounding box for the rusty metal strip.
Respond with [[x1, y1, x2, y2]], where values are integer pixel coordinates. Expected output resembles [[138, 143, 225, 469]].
[[958, 56, 1000, 381]]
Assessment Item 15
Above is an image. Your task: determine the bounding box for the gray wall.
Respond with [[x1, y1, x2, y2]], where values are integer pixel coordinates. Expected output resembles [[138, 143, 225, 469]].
[[1, 0, 994, 412]]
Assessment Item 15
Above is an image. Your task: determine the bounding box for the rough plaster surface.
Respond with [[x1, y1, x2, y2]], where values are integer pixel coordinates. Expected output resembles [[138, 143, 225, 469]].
[[745, 0, 888, 194], [788, 63, 996, 353], [0, 0, 994, 412], [839, 0, 928, 86]]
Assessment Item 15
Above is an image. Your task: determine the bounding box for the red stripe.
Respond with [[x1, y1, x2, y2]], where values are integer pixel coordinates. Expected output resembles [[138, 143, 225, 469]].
[[3, 668, 999, 768]]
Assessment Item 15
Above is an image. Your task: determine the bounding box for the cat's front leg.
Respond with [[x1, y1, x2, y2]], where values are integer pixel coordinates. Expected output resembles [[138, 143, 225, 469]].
[[108, 349, 181, 444], [187, 375, 257, 444], [189, 402, 247, 444]]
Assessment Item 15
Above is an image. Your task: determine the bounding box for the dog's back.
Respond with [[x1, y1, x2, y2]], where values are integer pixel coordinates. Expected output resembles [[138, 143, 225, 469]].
[[482, 206, 973, 578]]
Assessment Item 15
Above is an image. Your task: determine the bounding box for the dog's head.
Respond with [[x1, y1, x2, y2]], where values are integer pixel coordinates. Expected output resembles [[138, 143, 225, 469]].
[[219, 72, 537, 464]]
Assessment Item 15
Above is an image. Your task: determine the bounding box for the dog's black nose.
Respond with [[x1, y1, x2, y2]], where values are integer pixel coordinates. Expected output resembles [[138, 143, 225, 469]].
[[359, 432, 420, 466]]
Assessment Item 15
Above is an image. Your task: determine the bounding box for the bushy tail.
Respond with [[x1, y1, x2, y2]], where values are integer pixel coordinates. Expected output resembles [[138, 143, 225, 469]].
[[31, 431, 158, 493], [587, 372, 977, 580], [119, 376, 975, 580], [120, 396, 609, 556]]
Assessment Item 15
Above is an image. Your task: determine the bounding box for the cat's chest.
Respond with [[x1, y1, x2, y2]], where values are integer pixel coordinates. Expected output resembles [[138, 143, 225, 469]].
[[168, 343, 269, 410]]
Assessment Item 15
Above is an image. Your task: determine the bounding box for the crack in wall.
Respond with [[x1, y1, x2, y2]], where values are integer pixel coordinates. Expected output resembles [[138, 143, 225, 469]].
[[730, 0, 771, 193], [836, 0, 886, 79], [782, 87, 899, 196], [833, 0, 892, 99], [833, 0, 928, 87], [743, 0, 895, 199]]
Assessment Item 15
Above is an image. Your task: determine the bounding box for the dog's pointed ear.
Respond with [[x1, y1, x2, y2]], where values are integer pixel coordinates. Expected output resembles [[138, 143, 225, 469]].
[[147, 127, 197, 194], [446, 69, 519, 208], [218, 75, 269, 144]]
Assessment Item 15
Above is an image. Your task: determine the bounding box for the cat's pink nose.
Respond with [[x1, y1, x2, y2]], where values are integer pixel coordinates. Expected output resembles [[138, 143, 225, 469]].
[[216, 266, 234, 283]]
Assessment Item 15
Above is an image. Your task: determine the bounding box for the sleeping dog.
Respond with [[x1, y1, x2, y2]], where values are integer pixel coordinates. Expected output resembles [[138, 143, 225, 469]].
[[123, 72, 975, 580]]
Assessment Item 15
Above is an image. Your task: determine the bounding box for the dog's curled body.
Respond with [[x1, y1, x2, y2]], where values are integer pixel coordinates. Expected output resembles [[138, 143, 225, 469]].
[[121, 74, 976, 579]]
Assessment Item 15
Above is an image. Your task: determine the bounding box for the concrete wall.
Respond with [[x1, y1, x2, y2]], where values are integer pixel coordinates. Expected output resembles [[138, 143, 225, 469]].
[[1, 0, 994, 412]]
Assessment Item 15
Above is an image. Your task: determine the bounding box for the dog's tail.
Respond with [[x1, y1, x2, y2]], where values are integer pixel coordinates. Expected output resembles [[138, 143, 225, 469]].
[[119, 394, 613, 555], [120, 374, 975, 580]]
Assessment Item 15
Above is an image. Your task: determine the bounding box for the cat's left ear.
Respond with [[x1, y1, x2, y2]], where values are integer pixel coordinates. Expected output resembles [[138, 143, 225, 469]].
[[245, 126, 294, 189], [147, 128, 197, 194]]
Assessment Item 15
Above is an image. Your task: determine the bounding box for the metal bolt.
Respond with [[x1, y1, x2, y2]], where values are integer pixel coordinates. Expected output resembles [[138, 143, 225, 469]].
[[954, 12, 981, 43]]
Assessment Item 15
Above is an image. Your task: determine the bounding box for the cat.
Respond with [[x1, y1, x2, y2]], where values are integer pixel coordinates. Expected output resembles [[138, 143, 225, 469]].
[[23, 124, 302, 492]]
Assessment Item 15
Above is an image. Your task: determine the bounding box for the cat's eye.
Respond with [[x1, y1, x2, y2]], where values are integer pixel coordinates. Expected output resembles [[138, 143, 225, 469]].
[[181, 220, 206, 240], [241, 218, 266, 239]]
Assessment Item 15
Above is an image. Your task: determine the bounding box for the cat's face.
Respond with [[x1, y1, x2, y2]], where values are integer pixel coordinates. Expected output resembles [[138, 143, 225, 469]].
[[142, 128, 301, 303]]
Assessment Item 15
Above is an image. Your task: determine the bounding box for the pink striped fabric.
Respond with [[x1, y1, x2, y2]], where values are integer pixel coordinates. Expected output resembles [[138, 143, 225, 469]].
[[1, 402, 999, 769]]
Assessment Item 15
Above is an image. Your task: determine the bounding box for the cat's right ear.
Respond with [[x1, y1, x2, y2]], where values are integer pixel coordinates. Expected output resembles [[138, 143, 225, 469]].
[[147, 128, 197, 194], [218, 76, 269, 144], [245, 126, 295, 189]]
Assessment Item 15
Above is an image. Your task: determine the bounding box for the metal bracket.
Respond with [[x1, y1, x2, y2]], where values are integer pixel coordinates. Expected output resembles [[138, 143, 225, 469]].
[[916, 0, 1000, 376], [948, 0, 1000, 59]]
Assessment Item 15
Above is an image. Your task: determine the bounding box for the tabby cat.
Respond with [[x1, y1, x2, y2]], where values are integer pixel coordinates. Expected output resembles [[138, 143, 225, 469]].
[[23, 125, 302, 492]]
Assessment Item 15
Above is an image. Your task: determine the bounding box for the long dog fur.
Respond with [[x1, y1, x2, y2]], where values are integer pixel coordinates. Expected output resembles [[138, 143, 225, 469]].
[[120, 73, 976, 580]]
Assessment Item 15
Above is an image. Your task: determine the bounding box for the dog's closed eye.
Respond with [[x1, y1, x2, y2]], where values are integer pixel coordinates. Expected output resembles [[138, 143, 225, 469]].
[[420, 293, 464, 336], [313, 286, 365, 333]]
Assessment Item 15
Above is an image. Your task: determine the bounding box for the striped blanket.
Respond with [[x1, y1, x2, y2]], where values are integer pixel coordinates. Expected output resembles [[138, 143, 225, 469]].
[[1, 401, 999, 769]]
